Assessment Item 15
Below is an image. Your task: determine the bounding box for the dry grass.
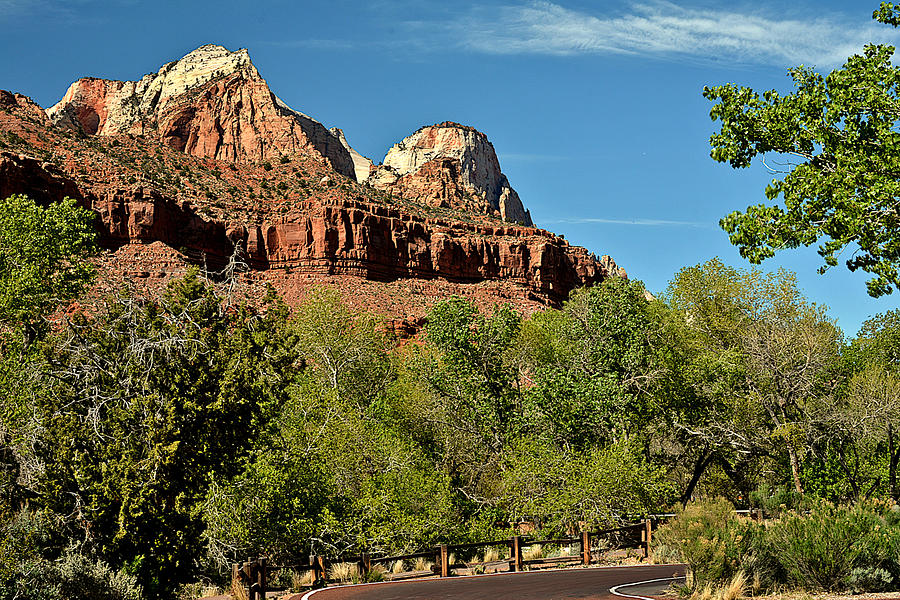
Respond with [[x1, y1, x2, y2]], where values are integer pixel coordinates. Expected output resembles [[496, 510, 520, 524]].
[[722, 572, 747, 600], [522, 544, 543, 561], [292, 569, 315, 590], [368, 564, 387, 582], [746, 592, 900, 600], [413, 557, 434, 572], [688, 573, 746, 600], [230, 571, 249, 600], [390, 560, 405, 574], [328, 562, 359, 582], [482, 546, 500, 562]]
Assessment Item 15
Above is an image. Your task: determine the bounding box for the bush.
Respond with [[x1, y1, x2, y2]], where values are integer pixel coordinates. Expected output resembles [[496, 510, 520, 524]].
[[653, 499, 758, 589], [50, 552, 143, 600], [656, 498, 900, 593], [1, 548, 142, 600], [749, 483, 809, 517], [767, 501, 900, 591]]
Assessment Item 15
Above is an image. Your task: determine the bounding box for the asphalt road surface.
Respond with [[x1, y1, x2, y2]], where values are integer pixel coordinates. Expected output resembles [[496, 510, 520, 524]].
[[292, 564, 686, 600]]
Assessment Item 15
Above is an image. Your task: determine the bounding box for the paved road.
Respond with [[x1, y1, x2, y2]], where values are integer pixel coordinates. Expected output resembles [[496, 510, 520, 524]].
[[292, 564, 685, 600]]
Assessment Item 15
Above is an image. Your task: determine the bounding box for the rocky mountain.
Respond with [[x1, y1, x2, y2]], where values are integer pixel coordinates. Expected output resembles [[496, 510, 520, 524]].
[[1, 45, 625, 329], [367, 122, 532, 226], [47, 45, 359, 178]]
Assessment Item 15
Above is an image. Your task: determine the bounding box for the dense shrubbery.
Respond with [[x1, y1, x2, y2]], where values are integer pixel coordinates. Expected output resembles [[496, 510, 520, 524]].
[[5, 193, 900, 598], [0, 509, 142, 600], [656, 499, 900, 593]]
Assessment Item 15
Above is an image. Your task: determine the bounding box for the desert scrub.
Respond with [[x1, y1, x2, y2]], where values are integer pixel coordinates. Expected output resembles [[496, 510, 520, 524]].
[[653, 499, 759, 590], [766, 500, 900, 592], [657, 498, 900, 594]]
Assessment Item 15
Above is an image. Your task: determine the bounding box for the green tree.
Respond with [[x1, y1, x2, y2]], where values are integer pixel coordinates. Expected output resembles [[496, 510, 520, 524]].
[[665, 260, 841, 497], [517, 277, 663, 451], [23, 270, 294, 598], [828, 366, 900, 500], [704, 4, 900, 296], [827, 310, 900, 500], [0, 194, 97, 338], [412, 298, 522, 505], [500, 439, 673, 533]]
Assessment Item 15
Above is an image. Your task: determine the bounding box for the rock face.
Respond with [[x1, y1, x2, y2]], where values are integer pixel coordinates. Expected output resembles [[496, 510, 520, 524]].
[[239, 199, 605, 299], [368, 123, 533, 226], [0, 147, 619, 306], [46, 46, 535, 227], [47, 45, 359, 179], [0, 44, 628, 323]]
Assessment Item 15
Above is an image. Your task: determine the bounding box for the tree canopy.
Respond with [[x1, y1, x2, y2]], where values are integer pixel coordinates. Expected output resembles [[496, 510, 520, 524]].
[[704, 3, 900, 297], [0, 194, 97, 336]]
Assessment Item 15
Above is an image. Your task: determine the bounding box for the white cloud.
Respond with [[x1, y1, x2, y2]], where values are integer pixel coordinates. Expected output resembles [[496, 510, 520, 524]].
[[432, 1, 900, 67], [0, 0, 40, 16]]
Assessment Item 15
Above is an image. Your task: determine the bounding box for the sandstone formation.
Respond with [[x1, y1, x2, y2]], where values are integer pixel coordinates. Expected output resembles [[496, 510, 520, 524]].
[[367, 122, 533, 226], [47, 45, 360, 179], [0, 44, 627, 325]]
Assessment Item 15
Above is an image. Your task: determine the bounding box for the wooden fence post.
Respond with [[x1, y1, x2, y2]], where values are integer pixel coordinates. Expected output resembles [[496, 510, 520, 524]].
[[246, 558, 257, 600], [643, 519, 652, 559], [510, 536, 523, 572], [439, 544, 450, 577], [581, 531, 591, 566], [359, 552, 371, 579], [258, 557, 267, 600]]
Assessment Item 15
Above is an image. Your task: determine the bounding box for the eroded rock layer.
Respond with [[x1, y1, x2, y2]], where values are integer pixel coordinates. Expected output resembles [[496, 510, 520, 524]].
[[47, 45, 359, 179], [368, 122, 532, 226], [0, 45, 626, 324]]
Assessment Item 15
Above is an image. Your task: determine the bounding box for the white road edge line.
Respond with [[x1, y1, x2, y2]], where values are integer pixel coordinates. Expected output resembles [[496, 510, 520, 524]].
[[300, 587, 321, 600], [609, 575, 686, 600]]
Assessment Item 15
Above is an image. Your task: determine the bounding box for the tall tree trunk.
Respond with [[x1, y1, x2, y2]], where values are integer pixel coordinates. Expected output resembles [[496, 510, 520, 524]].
[[834, 441, 861, 500], [680, 449, 713, 507], [889, 425, 899, 501], [788, 444, 804, 494], [717, 455, 753, 504]]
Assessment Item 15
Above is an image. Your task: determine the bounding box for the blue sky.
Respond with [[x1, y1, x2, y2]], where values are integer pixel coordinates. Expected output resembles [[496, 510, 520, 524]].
[[2, 0, 898, 336]]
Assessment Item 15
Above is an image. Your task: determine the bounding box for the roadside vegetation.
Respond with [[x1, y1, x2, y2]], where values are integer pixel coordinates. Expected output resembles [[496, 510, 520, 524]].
[[3, 194, 900, 600]]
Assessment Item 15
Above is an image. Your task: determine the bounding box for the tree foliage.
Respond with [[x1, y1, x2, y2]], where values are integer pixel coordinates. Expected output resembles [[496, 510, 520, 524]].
[[12, 270, 295, 598], [704, 5, 900, 296], [0, 194, 97, 333]]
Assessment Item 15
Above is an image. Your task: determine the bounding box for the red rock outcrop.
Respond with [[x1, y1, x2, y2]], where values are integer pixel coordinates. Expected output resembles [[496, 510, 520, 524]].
[[47, 45, 360, 179], [0, 45, 629, 323], [368, 122, 533, 226]]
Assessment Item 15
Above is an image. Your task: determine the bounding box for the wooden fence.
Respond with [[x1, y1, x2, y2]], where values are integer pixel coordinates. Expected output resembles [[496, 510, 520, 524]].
[[234, 520, 653, 600]]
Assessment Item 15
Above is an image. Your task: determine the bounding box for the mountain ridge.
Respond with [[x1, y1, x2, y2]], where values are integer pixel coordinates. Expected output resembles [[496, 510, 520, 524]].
[[0, 45, 626, 328]]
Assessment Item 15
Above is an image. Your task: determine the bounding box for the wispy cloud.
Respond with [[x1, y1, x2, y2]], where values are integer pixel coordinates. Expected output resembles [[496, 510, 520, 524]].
[[408, 1, 900, 67], [0, 0, 40, 16], [0, 0, 132, 21], [543, 216, 711, 227]]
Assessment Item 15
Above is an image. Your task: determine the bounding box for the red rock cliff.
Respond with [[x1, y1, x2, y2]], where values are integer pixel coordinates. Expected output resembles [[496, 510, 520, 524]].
[[0, 45, 628, 321], [47, 45, 360, 179]]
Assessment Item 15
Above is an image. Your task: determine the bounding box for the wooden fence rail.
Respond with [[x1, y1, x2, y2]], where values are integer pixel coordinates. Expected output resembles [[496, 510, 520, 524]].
[[234, 520, 655, 599]]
